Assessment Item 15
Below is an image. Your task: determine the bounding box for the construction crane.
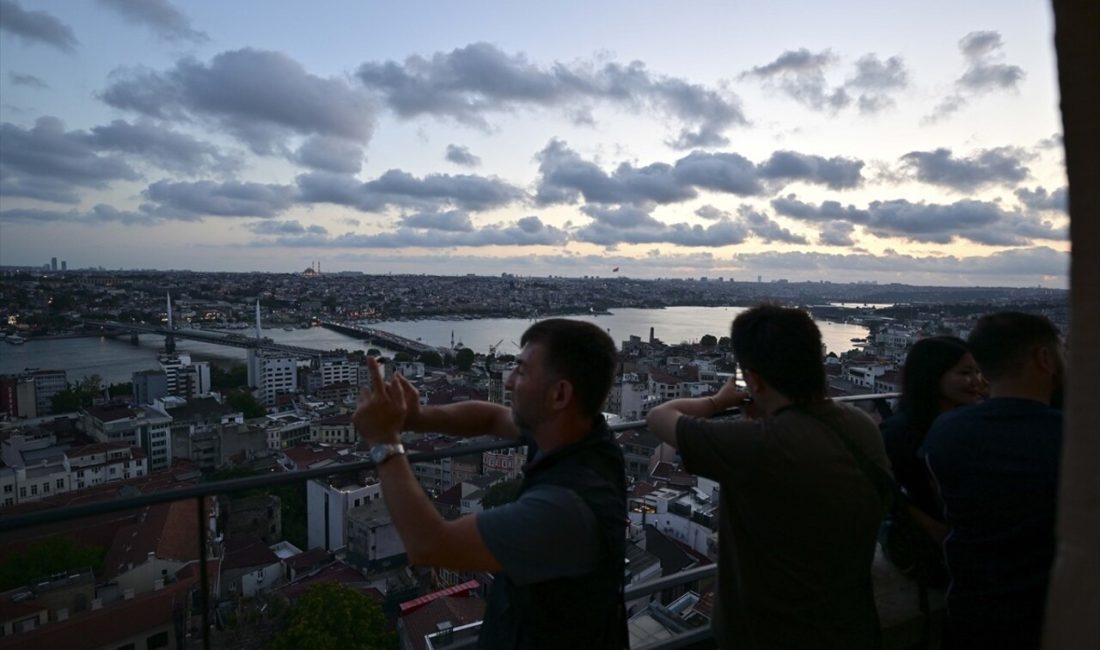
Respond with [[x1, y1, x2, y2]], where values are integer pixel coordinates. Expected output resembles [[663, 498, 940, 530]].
[[488, 339, 504, 356]]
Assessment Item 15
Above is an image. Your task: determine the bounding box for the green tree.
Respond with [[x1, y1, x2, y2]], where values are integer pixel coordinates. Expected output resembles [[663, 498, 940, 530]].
[[107, 382, 132, 398], [455, 348, 476, 371], [480, 478, 523, 509], [718, 336, 732, 349], [50, 374, 105, 412], [50, 388, 83, 413], [393, 351, 413, 362], [271, 582, 394, 650], [0, 538, 106, 591], [211, 364, 249, 391], [699, 334, 718, 346], [418, 351, 442, 367], [226, 390, 266, 418]]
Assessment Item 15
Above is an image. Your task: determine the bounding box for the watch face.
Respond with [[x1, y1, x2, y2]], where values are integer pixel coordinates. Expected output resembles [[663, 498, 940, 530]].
[[371, 444, 402, 465], [371, 446, 388, 464]]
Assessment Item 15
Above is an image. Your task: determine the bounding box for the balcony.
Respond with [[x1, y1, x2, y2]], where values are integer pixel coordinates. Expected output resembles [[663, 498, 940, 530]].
[[0, 393, 931, 649]]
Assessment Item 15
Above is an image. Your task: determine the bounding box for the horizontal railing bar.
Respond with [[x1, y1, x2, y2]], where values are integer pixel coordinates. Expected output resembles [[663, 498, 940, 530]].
[[624, 564, 718, 600], [0, 393, 895, 534]]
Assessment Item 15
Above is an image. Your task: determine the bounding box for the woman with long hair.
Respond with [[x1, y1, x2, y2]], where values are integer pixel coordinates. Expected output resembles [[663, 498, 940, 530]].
[[881, 335, 983, 584]]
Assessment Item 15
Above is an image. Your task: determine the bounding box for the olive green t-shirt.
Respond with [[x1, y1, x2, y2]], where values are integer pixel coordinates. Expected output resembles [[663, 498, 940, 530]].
[[676, 401, 890, 650]]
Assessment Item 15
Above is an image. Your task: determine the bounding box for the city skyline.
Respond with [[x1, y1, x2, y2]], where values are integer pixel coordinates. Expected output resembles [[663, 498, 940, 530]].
[[0, 0, 1069, 287]]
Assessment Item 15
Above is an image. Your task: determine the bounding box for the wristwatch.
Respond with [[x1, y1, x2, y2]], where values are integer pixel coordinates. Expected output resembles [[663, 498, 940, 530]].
[[370, 443, 405, 467]]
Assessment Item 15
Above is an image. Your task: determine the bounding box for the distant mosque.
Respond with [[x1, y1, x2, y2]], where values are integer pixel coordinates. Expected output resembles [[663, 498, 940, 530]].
[[302, 261, 322, 277]]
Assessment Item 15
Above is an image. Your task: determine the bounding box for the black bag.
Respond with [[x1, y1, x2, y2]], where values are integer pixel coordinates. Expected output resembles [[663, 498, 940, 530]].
[[881, 497, 949, 587]]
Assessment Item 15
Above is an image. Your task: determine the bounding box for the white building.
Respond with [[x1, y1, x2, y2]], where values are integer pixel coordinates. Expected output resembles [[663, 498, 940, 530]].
[[248, 350, 299, 406], [347, 499, 406, 565], [307, 476, 383, 551], [309, 414, 356, 444], [319, 357, 358, 387], [628, 484, 719, 559]]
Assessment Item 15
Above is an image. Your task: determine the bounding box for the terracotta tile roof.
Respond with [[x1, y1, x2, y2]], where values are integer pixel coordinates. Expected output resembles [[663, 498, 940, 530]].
[[283, 547, 331, 572], [83, 404, 138, 422], [275, 561, 379, 602], [65, 441, 132, 458], [222, 536, 280, 571], [0, 559, 208, 650], [401, 596, 486, 650]]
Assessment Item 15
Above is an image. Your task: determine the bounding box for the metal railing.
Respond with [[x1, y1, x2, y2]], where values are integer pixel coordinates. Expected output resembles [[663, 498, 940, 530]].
[[0, 393, 897, 650]]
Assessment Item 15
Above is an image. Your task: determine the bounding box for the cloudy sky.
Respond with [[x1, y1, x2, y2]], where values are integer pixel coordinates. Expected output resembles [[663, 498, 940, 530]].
[[0, 0, 1068, 286]]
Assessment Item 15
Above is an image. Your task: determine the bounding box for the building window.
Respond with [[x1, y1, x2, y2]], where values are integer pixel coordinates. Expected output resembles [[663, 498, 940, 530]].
[[56, 479, 64, 489], [19, 487, 26, 498], [3, 484, 10, 494], [30, 485, 37, 496]]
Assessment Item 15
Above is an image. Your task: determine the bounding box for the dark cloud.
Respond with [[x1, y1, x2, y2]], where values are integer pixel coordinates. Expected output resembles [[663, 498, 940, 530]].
[[846, 55, 908, 113], [694, 205, 728, 220], [818, 220, 856, 246], [1015, 186, 1067, 212], [742, 49, 908, 115], [926, 31, 1025, 123], [574, 203, 806, 248], [268, 216, 568, 248], [0, 0, 78, 53], [97, 0, 207, 42], [900, 147, 1029, 190], [0, 174, 81, 203], [0, 117, 139, 202], [86, 119, 239, 175], [772, 194, 1063, 246], [101, 48, 375, 153], [356, 42, 745, 149], [247, 219, 327, 236], [737, 206, 808, 244], [672, 151, 764, 196], [535, 140, 697, 206], [741, 48, 849, 112], [757, 151, 863, 190], [399, 209, 474, 232], [445, 144, 481, 167], [957, 31, 1024, 92], [141, 179, 295, 218], [771, 195, 870, 223], [294, 135, 363, 174], [1, 203, 175, 225], [575, 218, 750, 248], [535, 141, 863, 209], [8, 71, 48, 88], [297, 169, 524, 213]]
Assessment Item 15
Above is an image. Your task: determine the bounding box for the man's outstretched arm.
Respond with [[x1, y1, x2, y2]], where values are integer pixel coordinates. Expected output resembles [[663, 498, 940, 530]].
[[356, 358, 504, 571], [646, 377, 751, 447], [395, 374, 520, 440]]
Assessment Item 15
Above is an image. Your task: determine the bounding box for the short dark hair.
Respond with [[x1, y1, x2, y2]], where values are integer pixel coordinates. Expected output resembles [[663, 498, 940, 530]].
[[730, 304, 826, 404], [967, 311, 1061, 381], [900, 336, 971, 435], [521, 318, 617, 418]]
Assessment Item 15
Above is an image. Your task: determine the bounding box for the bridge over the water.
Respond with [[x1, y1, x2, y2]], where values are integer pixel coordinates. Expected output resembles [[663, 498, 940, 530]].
[[318, 321, 442, 355], [83, 320, 328, 358]]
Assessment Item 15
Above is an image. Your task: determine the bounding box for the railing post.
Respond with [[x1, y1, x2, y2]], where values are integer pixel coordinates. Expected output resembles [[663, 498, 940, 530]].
[[196, 494, 211, 650]]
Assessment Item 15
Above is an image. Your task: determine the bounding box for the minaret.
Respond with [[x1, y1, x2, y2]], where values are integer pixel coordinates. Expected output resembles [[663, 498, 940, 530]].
[[255, 300, 262, 340], [164, 291, 176, 354]]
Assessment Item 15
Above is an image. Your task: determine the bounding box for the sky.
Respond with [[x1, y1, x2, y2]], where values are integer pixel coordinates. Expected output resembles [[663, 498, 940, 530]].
[[0, 0, 1069, 287]]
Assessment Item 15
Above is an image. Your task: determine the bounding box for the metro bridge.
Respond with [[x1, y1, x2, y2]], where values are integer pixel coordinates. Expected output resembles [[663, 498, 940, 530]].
[[317, 320, 443, 355], [82, 320, 328, 358]]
